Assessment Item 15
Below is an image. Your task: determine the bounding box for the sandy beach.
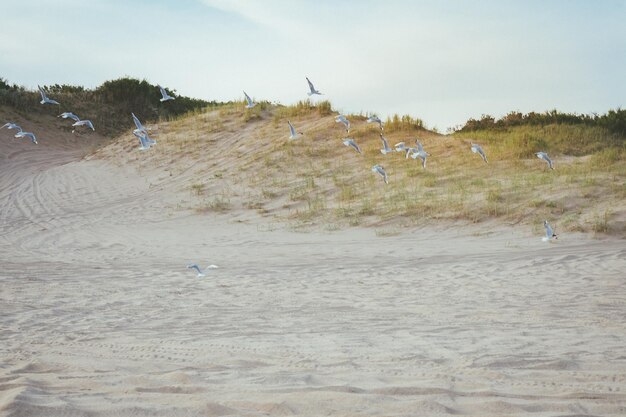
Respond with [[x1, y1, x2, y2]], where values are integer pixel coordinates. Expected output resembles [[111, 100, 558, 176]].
[[1, 122, 626, 416]]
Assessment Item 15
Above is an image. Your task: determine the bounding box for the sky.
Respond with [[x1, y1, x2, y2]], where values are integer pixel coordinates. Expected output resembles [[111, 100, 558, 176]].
[[0, 0, 624, 130]]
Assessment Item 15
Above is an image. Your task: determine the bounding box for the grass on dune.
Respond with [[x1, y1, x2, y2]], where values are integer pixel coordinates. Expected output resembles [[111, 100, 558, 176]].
[[99, 97, 626, 236]]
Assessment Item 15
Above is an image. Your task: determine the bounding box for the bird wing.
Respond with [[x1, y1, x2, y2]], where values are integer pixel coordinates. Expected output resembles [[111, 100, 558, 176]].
[[132, 113, 143, 130], [306, 77, 315, 92], [38, 85, 47, 100], [158, 85, 168, 98], [380, 134, 389, 150], [288, 121, 296, 136], [243, 91, 252, 104]]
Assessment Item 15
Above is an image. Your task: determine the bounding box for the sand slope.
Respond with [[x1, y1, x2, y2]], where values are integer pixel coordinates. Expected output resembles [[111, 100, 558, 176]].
[[1, 116, 625, 416]]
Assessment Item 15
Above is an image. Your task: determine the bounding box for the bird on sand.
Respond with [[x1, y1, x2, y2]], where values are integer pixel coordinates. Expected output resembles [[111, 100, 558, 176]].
[[542, 220, 558, 242], [372, 164, 388, 184], [187, 263, 218, 277], [536, 151, 554, 170], [471, 143, 488, 163], [306, 77, 322, 96], [38, 85, 59, 105]]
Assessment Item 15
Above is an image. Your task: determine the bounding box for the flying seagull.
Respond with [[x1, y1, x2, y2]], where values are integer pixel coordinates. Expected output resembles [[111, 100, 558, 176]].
[[536, 151, 554, 170], [158, 84, 175, 102], [72, 119, 95, 131], [38, 85, 59, 105], [288, 120, 303, 140], [187, 263, 218, 277], [243, 91, 256, 108], [542, 220, 558, 242], [1, 122, 22, 133], [379, 134, 393, 155], [132, 130, 153, 150], [306, 77, 322, 96], [372, 165, 388, 184], [342, 138, 362, 154], [131, 113, 149, 135], [335, 114, 350, 132], [15, 131, 38, 145], [471, 143, 488, 163], [367, 115, 383, 130], [58, 112, 80, 122], [394, 142, 406, 153], [410, 140, 430, 168]]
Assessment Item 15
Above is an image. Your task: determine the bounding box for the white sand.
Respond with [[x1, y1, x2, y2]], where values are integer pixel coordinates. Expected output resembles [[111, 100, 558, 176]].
[[1, 124, 625, 416]]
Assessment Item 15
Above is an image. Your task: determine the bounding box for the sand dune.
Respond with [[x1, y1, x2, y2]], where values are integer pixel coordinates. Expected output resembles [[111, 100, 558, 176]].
[[1, 113, 625, 416]]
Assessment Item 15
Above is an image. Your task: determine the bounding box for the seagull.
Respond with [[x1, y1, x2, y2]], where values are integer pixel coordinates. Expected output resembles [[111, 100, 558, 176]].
[[342, 138, 362, 154], [38, 85, 59, 105], [243, 91, 256, 108], [131, 112, 148, 135], [187, 263, 218, 277], [58, 112, 80, 122], [134, 129, 157, 145], [379, 134, 393, 154], [72, 119, 95, 131], [471, 143, 488, 163], [158, 84, 175, 102], [132, 130, 153, 150], [536, 151, 554, 170], [367, 115, 383, 130], [335, 114, 350, 132], [15, 131, 38, 144], [542, 220, 558, 242], [288, 120, 303, 140], [372, 165, 388, 184], [1, 122, 22, 133], [394, 142, 406, 153], [410, 140, 430, 168], [306, 77, 322, 96]]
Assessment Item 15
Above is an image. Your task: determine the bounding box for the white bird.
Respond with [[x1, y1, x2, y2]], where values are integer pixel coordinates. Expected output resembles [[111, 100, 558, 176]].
[[243, 91, 256, 108], [187, 263, 218, 277], [536, 151, 554, 170], [471, 143, 488, 163], [410, 141, 430, 168], [306, 77, 322, 96], [288, 120, 303, 140], [372, 164, 388, 184], [58, 112, 80, 122], [158, 84, 175, 102], [72, 119, 95, 131], [367, 115, 383, 130], [132, 130, 153, 150], [131, 113, 148, 135], [379, 134, 393, 154], [335, 114, 350, 132], [134, 129, 157, 145], [394, 142, 406, 152], [38, 85, 59, 105], [342, 138, 362, 154], [542, 220, 558, 242], [1, 122, 22, 133], [15, 131, 38, 144]]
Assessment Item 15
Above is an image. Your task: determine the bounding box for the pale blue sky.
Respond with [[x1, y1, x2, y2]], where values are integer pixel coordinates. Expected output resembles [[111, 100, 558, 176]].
[[1, 0, 624, 130]]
